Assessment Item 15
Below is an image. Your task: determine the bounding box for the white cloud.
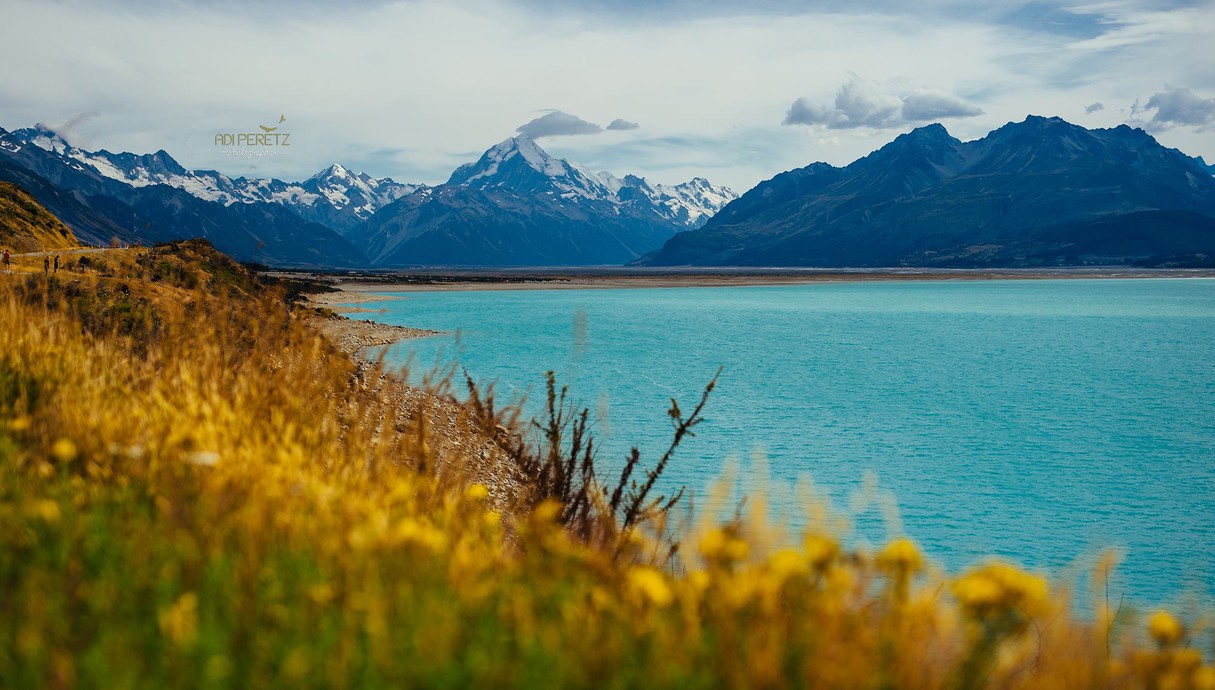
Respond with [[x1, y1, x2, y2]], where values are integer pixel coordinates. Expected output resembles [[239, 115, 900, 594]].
[[1, 0, 1212, 192], [49, 110, 102, 146], [901, 90, 985, 121], [606, 118, 640, 131], [513, 111, 641, 139], [1140, 86, 1215, 130], [516, 111, 603, 137], [784, 75, 983, 129]]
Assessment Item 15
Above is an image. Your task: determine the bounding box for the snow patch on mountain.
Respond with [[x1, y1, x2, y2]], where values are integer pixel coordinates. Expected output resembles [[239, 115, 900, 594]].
[[304, 163, 420, 221], [452, 135, 572, 184], [514, 136, 569, 178], [71, 150, 139, 186], [27, 125, 70, 155]]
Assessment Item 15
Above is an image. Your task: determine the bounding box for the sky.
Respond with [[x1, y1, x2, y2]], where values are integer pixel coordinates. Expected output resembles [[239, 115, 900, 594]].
[[2, 0, 1213, 193]]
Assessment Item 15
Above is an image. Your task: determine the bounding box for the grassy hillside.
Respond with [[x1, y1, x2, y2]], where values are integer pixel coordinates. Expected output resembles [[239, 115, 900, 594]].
[[0, 241, 1210, 689], [0, 181, 77, 253]]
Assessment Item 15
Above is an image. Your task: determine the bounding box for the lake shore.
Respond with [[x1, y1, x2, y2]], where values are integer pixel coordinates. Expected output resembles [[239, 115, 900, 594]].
[[277, 266, 1215, 295], [302, 310, 523, 518], [308, 310, 440, 354]]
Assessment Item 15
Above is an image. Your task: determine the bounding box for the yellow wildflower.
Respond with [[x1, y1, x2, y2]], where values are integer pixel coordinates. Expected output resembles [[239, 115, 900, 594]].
[[28, 499, 61, 524], [1148, 610, 1183, 647], [953, 562, 1046, 616], [699, 528, 726, 558], [158, 592, 199, 648], [877, 538, 923, 573], [1174, 649, 1202, 671], [825, 563, 855, 596], [803, 533, 839, 570], [531, 500, 563, 524], [51, 438, 77, 462], [954, 574, 1004, 611], [769, 548, 810, 581], [396, 518, 448, 553], [688, 570, 711, 593], [589, 586, 614, 612], [1158, 672, 1184, 690], [1192, 667, 1215, 690], [627, 567, 674, 607], [699, 527, 749, 565]]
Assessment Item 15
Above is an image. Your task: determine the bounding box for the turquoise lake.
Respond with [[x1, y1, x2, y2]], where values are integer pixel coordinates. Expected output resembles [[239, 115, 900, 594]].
[[348, 279, 1215, 609]]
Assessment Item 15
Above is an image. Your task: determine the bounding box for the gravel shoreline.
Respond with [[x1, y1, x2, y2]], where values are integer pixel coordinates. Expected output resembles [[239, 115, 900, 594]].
[[306, 289, 408, 314], [310, 314, 439, 356], [304, 296, 527, 525]]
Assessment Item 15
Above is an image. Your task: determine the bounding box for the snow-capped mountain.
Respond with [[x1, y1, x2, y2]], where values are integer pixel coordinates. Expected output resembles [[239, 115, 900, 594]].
[[353, 136, 738, 266], [301, 164, 423, 227], [0, 125, 367, 267], [448, 135, 735, 229], [597, 173, 736, 228], [0, 125, 422, 234], [448, 135, 601, 195], [0, 124, 739, 267]]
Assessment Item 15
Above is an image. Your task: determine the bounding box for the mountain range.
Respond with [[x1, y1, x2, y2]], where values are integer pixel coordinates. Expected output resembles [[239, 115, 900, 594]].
[[0, 125, 366, 267], [642, 116, 1215, 268], [3, 116, 1214, 269], [0, 124, 736, 267], [353, 136, 735, 266]]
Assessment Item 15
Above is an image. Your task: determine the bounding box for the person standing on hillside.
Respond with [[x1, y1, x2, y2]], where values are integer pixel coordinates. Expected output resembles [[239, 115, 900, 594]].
[[43, 256, 50, 275], [53, 255, 60, 274], [2, 249, 10, 272]]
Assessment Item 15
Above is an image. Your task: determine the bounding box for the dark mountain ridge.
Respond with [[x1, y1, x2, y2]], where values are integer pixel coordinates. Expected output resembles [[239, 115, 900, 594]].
[[644, 116, 1215, 268]]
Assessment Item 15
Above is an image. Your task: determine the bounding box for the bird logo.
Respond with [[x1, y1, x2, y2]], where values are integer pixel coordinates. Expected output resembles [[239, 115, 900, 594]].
[[259, 115, 287, 133]]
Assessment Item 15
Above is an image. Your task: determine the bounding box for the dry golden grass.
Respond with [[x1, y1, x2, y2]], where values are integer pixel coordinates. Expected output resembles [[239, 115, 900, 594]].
[[0, 181, 78, 254], [0, 240, 1210, 689]]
